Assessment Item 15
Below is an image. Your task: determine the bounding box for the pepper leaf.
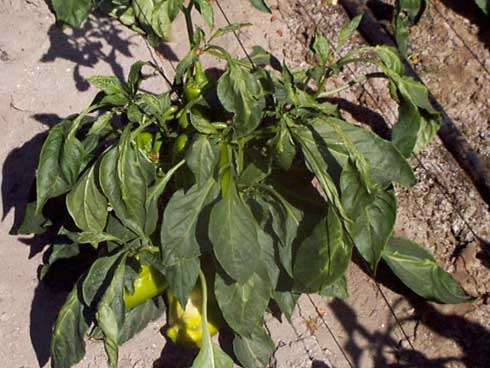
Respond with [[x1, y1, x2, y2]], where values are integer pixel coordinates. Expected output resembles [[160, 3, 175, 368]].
[[294, 207, 351, 293], [382, 237, 474, 304], [96, 255, 127, 368], [209, 184, 260, 283], [341, 163, 397, 271], [215, 271, 271, 337], [67, 166, 108, 233], [50, 284, 92, 368], [192, 271, 234, 368], [233, 326, 275, 368], [217, 60, 265, 137]]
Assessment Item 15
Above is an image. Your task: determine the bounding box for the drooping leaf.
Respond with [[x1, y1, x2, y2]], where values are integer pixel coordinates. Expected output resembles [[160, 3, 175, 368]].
[[191, 272, 234, 368], [302, 118, 416, 188], [293, 124, 348, 220], [96, 256, 127, 367], [67, 166, 108, 233], [392, 0, 428, 56], [40, 242, 83, 280], [382, 237, 474, 304], [17, 200, 52, 235], [99, 130, 156, 238], [118, 296, 165, 344], [294, 207, 351, 293], [186, 136, 219, 185], [233, 327, 275, 368], [161, 179, 220, 266], [341, 163, 397, 270], [36, 120, 85, 213], [193, 0, 214, 28], [217, 60, 265, 137], [50, 285, 92, 368], [82, 252, 123, 307], [50, 0, 94, 28], [164, 257, 200, 308], [215, 272, 271, 337], [209, 184, 260, 283], [319, 275, 348, 299], [265, 191, 303, 277], [273, 290, 300, 323]]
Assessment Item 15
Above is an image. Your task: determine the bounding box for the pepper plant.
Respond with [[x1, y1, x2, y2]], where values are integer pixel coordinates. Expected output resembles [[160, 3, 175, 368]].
[[20, 1, 474, 367]]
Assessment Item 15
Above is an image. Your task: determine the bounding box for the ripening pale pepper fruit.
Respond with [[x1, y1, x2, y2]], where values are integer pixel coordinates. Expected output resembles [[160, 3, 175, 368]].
[[124, 264, 167, 309], [165, 287, 222, 349]]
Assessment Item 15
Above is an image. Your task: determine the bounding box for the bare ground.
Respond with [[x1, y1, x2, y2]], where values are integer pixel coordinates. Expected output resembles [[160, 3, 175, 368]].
[[1, 0, 490, 367]]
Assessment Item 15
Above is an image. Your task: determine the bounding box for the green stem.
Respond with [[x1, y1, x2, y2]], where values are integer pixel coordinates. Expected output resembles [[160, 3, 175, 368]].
[[316, 72, 387, 99], [198, 270, 209, 327]]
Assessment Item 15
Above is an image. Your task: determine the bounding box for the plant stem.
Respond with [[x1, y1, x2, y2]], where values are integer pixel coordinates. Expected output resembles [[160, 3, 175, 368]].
[[183, 2, 195, 47], [317, 72, 385, 98]]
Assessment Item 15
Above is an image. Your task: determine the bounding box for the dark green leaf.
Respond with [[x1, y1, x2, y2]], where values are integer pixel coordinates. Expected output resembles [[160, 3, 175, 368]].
[[294, 207, 351, 293], [266, 193, 303, 277], [271, 122, 296, 170], [127, 61, 148, 95], [341, 164, 396, 270], [50, 285, 91, 368], [382, 237, 474, 304], [191, 272, 234, 368], [40, 242, 82, 280], [293, 124, 348, 220], [36, 120, 85, 213], [67, 166, 108, 233], [161, 179, 220, 266], [82, 252, 122, 307], [186, 136, 219, 185], [215, 271, 271, 337], [165, 257, 200, 308], [249, 0, 271, 13], [88, 76, 128, 96], [217, 61, 265, 137], [119, 298, 165, 344], [51, 0, 93, 28], [234, 327, 275, 368], [319, 275, 348, 299], [18, 201, 52, 235], [96, 256, 127, 367], [193, 0, 214, 28], [273, 290, 300, 322], [209, 185, 260, 283], [99, 131, 156, 237]]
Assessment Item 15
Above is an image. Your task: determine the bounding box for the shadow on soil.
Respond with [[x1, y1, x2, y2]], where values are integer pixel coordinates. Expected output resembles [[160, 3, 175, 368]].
[[330, 256, 490, 367], [439, 0, 490, 52], [40, 16, 136, 91]]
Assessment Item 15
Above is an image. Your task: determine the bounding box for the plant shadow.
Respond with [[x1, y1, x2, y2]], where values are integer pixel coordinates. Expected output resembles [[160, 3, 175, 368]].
[[439, 0, 490, 52], [330, 254, 490, 367], [40, 15, 136, 91]]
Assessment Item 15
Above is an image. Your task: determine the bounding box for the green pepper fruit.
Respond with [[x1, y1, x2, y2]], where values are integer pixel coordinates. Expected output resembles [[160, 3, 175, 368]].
[[183, 61, 208, 103], [135, 132, 153, 154], [165, 285, 222, 348], [124, 264, 167, 309], [172, 133, 189, 160]]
